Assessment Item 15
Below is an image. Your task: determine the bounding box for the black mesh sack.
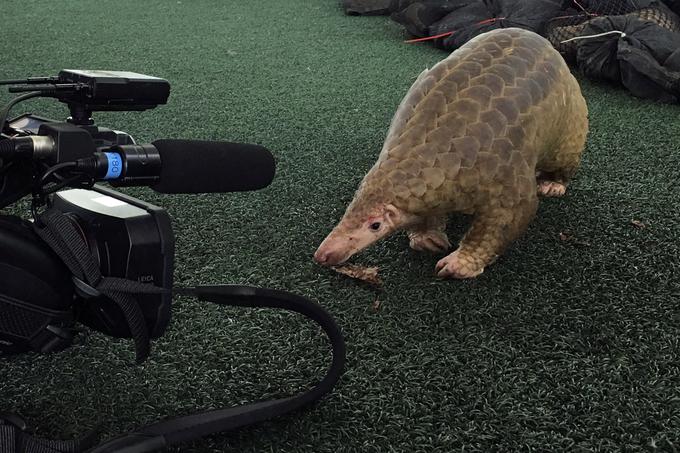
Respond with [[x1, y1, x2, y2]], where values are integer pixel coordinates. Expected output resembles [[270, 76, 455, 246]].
[[576, 14, 680, 102], [546, 0, 680, 61]]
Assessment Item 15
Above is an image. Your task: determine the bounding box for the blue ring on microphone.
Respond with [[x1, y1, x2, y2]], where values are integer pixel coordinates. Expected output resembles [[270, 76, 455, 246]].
[[104, 152, 123, 180]]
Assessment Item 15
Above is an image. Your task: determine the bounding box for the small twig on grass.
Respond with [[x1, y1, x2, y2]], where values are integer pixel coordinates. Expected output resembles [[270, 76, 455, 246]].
[[559, 231, 591, 247], [631, 219, 647, 229]]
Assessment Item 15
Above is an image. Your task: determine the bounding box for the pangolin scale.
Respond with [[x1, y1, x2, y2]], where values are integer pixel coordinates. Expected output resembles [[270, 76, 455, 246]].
[[314, 28, 588, 279]]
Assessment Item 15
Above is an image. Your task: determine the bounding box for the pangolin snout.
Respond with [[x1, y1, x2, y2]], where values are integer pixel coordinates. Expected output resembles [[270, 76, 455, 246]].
[[313, 246, 346, 267], [314, 232, 354, 266]]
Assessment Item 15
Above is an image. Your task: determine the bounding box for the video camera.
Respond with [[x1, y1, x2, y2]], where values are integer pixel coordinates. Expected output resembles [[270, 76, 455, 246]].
[[0, 69, 275, 358], [0, 70, 345, 453]]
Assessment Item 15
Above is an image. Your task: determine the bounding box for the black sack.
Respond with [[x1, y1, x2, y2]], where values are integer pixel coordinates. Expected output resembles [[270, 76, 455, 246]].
[[390, 0, 485, 38], [389, 0, 565, 51], [342, 0, 394, 15], [661, 0, 680, 15], [576, 14, 680, 102]]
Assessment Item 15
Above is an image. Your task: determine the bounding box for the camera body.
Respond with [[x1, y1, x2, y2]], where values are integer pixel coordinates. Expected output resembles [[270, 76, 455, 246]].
[[0, 70, 174, 355], [52, 186, 175, 338], [0, 186, 174, 354]]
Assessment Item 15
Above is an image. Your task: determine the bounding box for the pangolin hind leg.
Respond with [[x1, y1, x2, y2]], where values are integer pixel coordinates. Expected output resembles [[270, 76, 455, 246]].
[[536, 142, 582, 196], [435, 195, 538, 279], [536, 172, 568, 197], [537, 103, 588, 198], [407, 215, 451, 253]]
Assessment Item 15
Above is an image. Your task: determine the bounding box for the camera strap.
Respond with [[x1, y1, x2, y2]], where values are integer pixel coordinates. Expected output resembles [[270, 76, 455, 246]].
[[1, 285, 345, 453], [2, 208, 346, 453], [87, 284, 346, 453], [33, 207, 162, 364], [0, 416, 99, 453]]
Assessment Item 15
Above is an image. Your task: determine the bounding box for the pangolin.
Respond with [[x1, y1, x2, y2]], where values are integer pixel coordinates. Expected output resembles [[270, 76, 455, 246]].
[[314, 28, 588, 279]]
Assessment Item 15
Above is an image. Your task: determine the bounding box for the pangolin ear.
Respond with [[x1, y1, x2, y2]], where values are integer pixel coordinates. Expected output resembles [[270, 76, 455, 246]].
[[383, 204, 401, 226]]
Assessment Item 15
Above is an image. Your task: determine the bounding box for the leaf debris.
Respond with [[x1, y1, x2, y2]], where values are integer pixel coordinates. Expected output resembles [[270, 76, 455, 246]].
[[558, 231, 591, 247], [631, 219, 646, 229], [332, 264, 382, 287]]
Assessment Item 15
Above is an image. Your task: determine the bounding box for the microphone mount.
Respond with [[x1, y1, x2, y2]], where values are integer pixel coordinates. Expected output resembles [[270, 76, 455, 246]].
[[2, 83, 92, 124]]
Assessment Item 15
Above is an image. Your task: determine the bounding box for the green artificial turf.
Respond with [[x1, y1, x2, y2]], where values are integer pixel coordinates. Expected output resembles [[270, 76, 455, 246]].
[[1, 1, 680, 451]]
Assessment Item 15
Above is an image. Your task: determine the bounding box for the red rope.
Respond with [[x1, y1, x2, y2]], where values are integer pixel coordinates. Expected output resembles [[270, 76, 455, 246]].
[[404, 17, 507, 44], [405, 31, 455, 43], [476, 17, 506, 26]]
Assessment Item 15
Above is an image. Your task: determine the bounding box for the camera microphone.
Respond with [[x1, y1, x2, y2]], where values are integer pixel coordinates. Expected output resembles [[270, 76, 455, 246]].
[[77, 139, 276, 194], [151, 139, 275, 193]]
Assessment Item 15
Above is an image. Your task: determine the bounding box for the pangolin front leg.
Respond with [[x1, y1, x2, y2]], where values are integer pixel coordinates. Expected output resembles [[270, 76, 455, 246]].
[[436, 196, 538, 279], [407, 215, 451, 253]]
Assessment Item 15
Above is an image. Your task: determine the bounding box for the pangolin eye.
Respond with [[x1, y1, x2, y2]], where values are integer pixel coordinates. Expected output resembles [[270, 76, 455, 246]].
[[369, 222, 381, 231]]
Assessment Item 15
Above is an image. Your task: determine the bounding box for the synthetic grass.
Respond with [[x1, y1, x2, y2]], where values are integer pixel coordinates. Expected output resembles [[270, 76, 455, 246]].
[[1, 0, 679, 451]]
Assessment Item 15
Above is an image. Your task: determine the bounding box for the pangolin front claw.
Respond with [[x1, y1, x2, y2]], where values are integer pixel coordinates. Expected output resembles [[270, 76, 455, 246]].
[[435, 250, 484, 279]]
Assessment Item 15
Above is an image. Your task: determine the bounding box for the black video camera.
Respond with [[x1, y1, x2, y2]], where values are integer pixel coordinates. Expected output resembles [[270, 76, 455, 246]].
[[0, 70, 273, 358], [0, 70, 345, 453]]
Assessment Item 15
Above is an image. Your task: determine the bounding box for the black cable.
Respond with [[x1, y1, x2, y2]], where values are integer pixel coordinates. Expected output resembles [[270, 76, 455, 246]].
[[39, 161, 79, 187], [31, 161, 92, 224], [0, 91, 46, 134], [32, 161, 82, 207], [42, 173, 90, 195]]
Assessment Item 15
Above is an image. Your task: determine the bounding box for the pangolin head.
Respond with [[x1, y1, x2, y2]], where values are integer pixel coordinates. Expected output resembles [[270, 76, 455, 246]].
[[314, 170, 420, 267]]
